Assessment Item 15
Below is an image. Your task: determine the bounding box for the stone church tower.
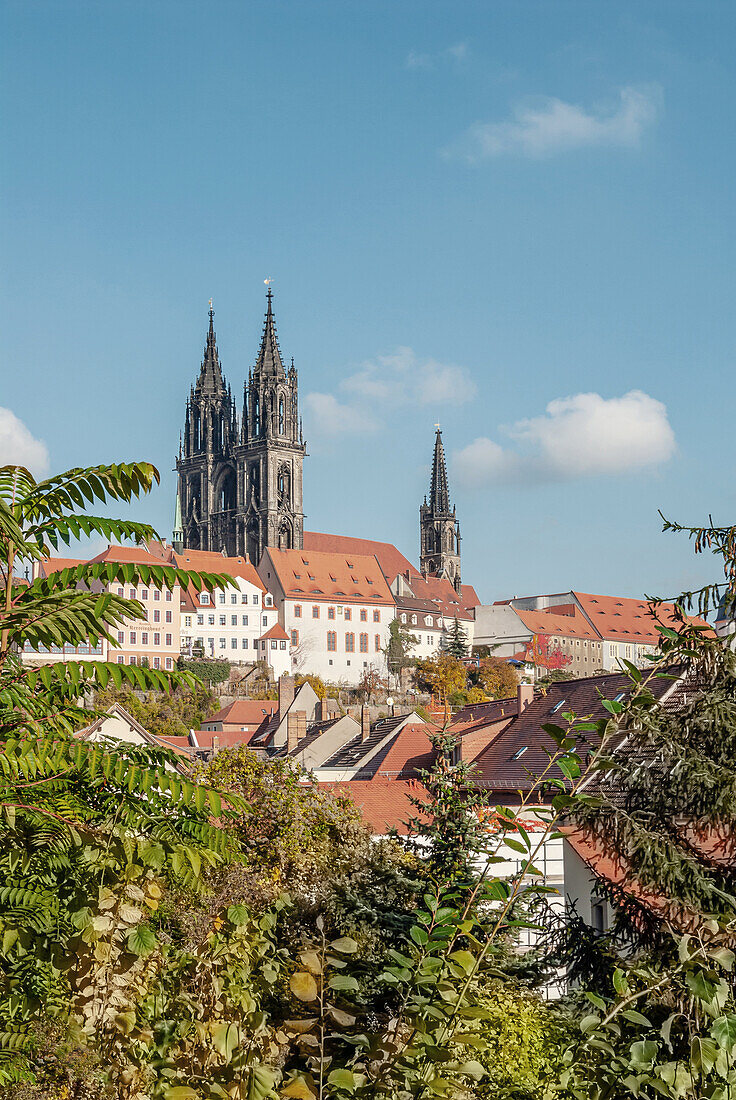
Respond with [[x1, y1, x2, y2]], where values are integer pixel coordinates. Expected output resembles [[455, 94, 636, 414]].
[[420, 428, 462, 592], [176, 290, 305, 561]]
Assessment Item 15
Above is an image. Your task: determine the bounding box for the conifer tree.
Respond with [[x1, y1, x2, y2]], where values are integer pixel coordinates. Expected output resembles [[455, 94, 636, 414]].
[[446, 616, 468, 659]]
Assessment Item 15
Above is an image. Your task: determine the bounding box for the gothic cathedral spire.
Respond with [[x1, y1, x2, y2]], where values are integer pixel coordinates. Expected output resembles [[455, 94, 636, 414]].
[[420, 428, 462, 593], [176, 289, 305, 564], [176, 302, 239, 555]]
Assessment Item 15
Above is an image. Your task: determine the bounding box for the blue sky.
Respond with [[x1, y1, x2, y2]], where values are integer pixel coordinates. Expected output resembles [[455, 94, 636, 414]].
[[2, 0, 735, 603]]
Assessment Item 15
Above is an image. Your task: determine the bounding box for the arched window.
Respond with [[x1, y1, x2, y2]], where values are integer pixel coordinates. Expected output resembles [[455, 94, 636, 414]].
[[254, 395, 260, 436], [278, 395, 285, 434], [359, 633, 368, 653], [345, 633, 355, 653]]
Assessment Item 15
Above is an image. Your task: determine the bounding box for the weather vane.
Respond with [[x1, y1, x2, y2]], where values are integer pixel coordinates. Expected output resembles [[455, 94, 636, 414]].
[[434, 421, 441, 430], [264, 278, 272, 287]]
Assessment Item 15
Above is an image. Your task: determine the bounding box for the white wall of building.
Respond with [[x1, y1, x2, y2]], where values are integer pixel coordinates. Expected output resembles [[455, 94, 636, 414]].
[[281, 596, 391, 684], [181, 578, 278, 664]]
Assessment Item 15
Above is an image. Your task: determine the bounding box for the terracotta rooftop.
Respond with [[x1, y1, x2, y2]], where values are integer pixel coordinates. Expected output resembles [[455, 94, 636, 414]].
[[322, 779, 429, 835], [260, 622, 290, 641], [514, 607, 598, 640], [173, 550, 266, 591], [204, 700, 278, 727], [90, 544, 180, 569], [374, 723, 436, 778], [303, 531, 415, 585], [573, 591, 711, 644], [264, 547, 394, 603], [37, 557, 86, 577]]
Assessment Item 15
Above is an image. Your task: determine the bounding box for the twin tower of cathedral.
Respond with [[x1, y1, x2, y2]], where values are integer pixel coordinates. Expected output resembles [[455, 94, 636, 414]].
[[175, 290, 462, 590]]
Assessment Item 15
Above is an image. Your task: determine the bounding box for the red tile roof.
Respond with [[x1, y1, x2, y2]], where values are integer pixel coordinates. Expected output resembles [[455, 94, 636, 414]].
[[303, 531, 415, 584], [37, 557, 86, 577], [90, 544, 177, 568], [192, 729, 266, 749], [514, 607, 598, 640], [460, 584, 481, 607], [322, 779, 428, 835], [573, 591, 711, 644], [204, 700, 278, 727], [397, 570, 475, 620], [260, 622, 290, 641], [173, 550, 266, 591], [375, 723, 436, 778], [264, 547, 394, 603]]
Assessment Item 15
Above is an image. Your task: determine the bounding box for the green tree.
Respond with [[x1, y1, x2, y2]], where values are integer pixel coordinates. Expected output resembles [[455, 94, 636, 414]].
[[445, 616, 469, 659], [177, 654, 231, 684], [383, 617, 419, 684], [94, 681, 220, 737], [413, 651, 467, 711]]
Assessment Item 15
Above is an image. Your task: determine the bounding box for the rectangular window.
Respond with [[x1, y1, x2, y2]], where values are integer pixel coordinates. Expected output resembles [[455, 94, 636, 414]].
[[153, 610, 160, 623], [312, 606, 320, 619], [219, 638, 226, 649], [219, 592, 226, 605], [231, 593, 237, 604], [271, 640, 277, 650], [200, 592, 210, 605], [241, 638, 249, 649], [165, 657, 172, 670], [129, 656, 136, 665], [165, 634, 172, 646], [154, 632, 160, 646], [359, 633, 368, 653], [291, 629, 299, 646], [153, 657, 160, 669], [117, 655, 124, 664], [117, 587, 124, 597], [231, 638, 238, 649], [344, 607, 352, 621], [328, 607, 335, 620], [253, 594, 259, 605], [165, 610, 172, 623], [129, 631, 136, 644], [360, 609, 367, 622], [294, 604, 302, 618], [242, 614, 249, 626], [375, 634, 381, 651], [208, 614, 215, 625], [197, 614, 204, 625], [117, 631, 124, 643], [280, 640, 287, 650], [231, 615, 237, 625], [184, 616, 192, 627], [141, 632, 148, 645], [262, 615, 268, 626], [220, 615, 226, 625], [153, 590, 160, 601], [141, 589, 148, 601], [373, 610, 380, 623], [241, 594, 248, 604], [327, 631, 337, 652], [345, 633, 355, 653], [129, 589, 136, 600]]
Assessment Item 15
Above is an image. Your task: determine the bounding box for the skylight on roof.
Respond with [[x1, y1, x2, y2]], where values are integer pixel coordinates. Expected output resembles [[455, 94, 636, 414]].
[[511, 746, 528, 760], [551, 700, 566, 713], [614, 692, 626, 702]]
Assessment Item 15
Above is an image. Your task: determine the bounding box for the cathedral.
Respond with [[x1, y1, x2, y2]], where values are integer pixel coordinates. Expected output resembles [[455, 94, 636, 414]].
[[175, 289, 305, 563], [175, 290, 461, 587]]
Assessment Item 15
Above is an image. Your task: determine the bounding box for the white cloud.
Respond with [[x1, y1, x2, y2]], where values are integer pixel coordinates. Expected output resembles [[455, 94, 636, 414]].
[[454, 390, 676, 488], [0, 408, 49, 475], [343, 346, 477, 407], [306, 347, 477, 437], [406, 42, 468, 70], [445, 84, 661, 161], [304, 393, 378, 437]]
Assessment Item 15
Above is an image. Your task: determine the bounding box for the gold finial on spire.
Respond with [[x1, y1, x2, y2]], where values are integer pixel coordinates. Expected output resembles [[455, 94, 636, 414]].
[[434, 421, 441, 430], [264, 278, 272, 287], [208, 297, 213, 309]]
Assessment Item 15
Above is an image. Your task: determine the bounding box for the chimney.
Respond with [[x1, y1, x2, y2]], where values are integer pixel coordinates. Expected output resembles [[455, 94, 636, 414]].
[[279, 674, 295, 717], [361, 704, 371, 742], [212, 735, 220, 754], [287, 710, 308, 753], [517, 683, 534, 713]]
